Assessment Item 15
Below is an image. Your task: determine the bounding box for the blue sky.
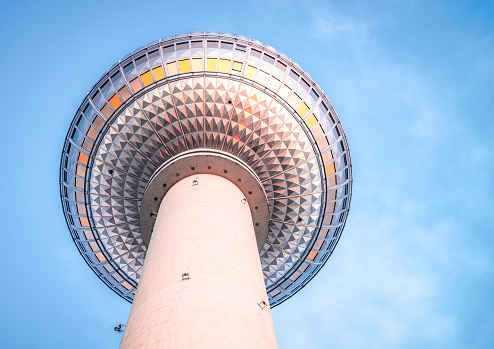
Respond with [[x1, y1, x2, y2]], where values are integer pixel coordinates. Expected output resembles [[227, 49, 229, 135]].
[[1, 0, 493, 348]]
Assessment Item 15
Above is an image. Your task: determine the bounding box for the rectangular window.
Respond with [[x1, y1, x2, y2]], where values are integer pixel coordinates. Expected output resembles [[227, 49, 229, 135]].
[[123, 62, 134, 74], [232, 61, 242, 71], [152, 66, 165, 80], [207, 58, 217, 71], [250, 48, 262, 58], [191, 58, 203, 71], [166, 62, 178, 75], [163, 45, 174, 54], [178, 59, 191, 73], [130, 77, 142, 92], [245, 65, 257, 80], [191, 41, 202, 49], [176, 42, 188, 51], [207, 40, 218, 48], [263, 54, 275, 65], [140, 71, 154, 86], [148, 49, 160, 59], [218, 59, 230, 73]]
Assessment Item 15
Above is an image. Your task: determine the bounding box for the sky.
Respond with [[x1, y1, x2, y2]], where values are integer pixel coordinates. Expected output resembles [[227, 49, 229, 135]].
[[0, 0, 493, 348]]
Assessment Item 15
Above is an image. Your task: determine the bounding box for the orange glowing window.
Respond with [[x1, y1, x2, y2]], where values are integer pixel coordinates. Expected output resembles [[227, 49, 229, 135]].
[[178, 59, 191, 73], [130, 78, 142, 92], [307, 251, 318, 261], [152, 66, 165, 80], [118, 86, 131, 101], [95, 253, 106, 262], [79, 216, 89, 227], [78, 152, 89, 165], [108, 94, 122, 109], [207, 58, 217, 71], [140, 71, 154, 86], [325, 162, 336, 175], [218, 59, 230, 73], [122, 281, 132, 290]]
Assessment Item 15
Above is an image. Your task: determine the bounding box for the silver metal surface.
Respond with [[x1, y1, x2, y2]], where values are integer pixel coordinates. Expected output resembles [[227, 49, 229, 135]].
[[139, 149, 270, 252], [60, 32, 353, 307]]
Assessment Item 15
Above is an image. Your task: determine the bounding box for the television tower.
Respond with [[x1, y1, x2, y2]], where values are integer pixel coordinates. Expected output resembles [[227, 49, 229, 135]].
[[60, 32, 352, 348]]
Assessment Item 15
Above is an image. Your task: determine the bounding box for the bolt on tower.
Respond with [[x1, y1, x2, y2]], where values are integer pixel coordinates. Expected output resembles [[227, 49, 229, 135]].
[[60, 32, 353, 348]]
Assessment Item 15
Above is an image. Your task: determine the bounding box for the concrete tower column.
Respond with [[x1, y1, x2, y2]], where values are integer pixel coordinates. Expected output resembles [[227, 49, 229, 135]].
[[120, 174, 278, 349]]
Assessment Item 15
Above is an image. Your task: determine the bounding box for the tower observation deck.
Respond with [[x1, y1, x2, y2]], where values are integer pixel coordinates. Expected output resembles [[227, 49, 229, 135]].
[[60, 32, 353, 348]]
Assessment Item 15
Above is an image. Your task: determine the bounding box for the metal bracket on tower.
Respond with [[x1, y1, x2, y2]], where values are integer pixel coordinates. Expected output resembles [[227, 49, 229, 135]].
[[258, 301, 267, 310], [193, 179, 198, 186], [182, 273, 190, 280]]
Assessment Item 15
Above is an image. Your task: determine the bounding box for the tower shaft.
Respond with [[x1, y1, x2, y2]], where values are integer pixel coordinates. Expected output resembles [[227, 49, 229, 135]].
[[120, 174, 278, 348]]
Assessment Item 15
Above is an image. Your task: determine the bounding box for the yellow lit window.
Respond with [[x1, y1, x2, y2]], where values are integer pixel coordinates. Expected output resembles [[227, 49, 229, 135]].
[[152, 66, 165, 80], [191, 58, 203, 71], [179, 59, 191, 73], [297, 102, 310, 117], [218, 59, 230, 73], [245, 65, 257, 80], [140, 71, 153, 86], [207, 58, 217, 71], [305, 114, 317, 128], [166, 62, 178, 76], [232, 61, 242, 71], [108, 94, 122, 109]]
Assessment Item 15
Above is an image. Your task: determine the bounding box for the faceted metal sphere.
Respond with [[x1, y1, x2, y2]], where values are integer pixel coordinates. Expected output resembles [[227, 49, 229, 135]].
[[60, 32, 353, 307]]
